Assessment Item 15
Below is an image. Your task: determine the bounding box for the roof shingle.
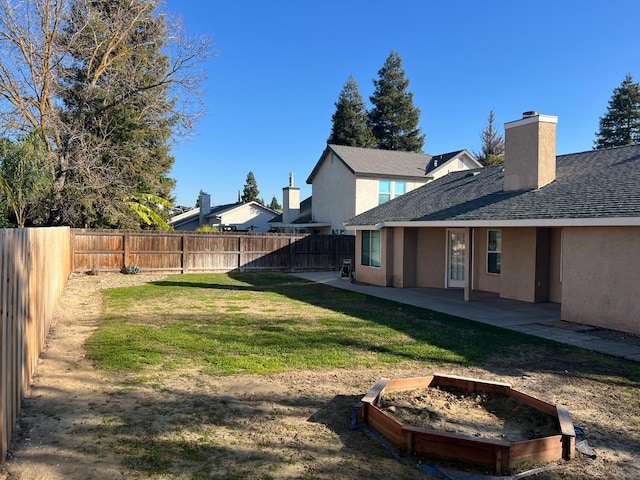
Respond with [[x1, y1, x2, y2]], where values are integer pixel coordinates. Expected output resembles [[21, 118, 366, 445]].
[[346, 144, 640, 226]]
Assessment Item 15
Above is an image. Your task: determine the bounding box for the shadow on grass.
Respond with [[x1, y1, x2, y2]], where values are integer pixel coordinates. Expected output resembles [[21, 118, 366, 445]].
[[147, 272, 640, 387]]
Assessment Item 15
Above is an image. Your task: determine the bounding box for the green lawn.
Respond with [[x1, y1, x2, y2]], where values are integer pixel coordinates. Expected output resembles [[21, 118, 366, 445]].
[[86, 272, 555, 375]]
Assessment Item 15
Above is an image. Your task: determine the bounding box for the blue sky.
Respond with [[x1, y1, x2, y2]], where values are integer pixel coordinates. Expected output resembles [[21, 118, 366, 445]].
[[164, 0, 640, 208]]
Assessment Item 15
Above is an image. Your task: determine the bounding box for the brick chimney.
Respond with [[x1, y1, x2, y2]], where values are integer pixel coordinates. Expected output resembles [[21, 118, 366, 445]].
[[282, 172, 300, 223], [504, 111, 558, 191]]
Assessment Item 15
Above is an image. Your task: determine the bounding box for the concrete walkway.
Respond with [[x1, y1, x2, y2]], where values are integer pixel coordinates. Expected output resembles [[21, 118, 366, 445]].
[[292, 271, 640, 363]]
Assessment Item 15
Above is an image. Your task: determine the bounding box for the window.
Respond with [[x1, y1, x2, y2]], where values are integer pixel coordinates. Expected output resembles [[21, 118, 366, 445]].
[[487, 230, 501, 274], [361, 230, 381, 267], [378, 181, 391, 204], [378, 180, 407, 205]]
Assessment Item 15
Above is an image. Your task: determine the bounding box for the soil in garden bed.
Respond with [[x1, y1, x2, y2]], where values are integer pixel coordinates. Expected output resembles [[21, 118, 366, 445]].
[[379, 386, 561, 443]]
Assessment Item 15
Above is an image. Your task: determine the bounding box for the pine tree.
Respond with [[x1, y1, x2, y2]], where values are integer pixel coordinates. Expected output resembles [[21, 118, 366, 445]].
[[475, 111, 505, 165], [269, 195, 281, 210], [369, 51, 425, 152], [241, 171, 260, 203], [594, 74, 640, 149], [328, 76, 375, 147]]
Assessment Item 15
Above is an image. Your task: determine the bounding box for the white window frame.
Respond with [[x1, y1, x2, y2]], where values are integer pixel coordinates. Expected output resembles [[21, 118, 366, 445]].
[[360, 230, 381, 268], [487, 229, 501, 275], [378, 180, 407, 205]]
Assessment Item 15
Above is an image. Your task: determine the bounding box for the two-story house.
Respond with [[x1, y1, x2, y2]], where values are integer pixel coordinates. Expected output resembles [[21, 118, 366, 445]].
[[270, 144, 481, 234]]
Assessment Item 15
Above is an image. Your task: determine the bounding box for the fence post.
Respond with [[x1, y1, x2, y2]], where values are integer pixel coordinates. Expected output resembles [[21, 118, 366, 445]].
[[289, 236, 295, 273], [181, 234, 186, 274], [123, 232, 129, 270], [238, 235, 243, 272]]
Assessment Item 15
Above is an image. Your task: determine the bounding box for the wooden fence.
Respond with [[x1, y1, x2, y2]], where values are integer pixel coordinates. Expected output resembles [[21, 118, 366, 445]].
[[0, 228, 350, 462], [72, 230, 355, 274], [0, 227, 71, 461]]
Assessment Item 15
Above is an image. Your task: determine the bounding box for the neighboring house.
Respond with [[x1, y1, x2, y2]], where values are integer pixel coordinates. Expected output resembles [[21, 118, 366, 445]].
[[170, 192, 278, 232], [346, 112, 640, 335], [268, 196, 327, 234], [273, 144, 481, 235]]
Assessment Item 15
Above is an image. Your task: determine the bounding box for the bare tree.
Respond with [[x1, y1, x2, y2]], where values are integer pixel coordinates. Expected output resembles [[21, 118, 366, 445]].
[[0, 0, 212, 227]]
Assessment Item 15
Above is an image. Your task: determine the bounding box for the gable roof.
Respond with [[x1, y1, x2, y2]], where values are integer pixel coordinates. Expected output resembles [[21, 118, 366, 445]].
[[306, 144, 435, 183], [425, 150, 482, 174], [346, 144, 640, 228], [170, 201, 278, 228]]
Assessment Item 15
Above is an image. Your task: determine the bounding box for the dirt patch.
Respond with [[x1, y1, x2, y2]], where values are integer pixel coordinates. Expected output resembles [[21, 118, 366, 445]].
[[380, 386, 560, 443], [0, 273, 639, 479]]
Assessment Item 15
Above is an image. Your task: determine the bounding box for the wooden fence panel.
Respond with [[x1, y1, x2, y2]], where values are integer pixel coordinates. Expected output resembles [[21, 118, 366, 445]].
[[0, 227, 71, 462], [72, 230, 355, 274]]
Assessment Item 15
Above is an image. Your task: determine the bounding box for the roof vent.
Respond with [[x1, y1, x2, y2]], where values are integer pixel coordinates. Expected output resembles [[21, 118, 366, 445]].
[[522, 110, 538, 118]]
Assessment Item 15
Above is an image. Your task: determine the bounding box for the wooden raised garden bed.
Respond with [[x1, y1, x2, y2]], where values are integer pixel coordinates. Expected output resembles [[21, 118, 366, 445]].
[[359, 374, 575, 475]]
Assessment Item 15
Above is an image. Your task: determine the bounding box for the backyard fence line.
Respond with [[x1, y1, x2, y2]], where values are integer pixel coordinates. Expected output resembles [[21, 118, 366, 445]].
[[71, 230, 355, 274], [0, 227, 71, 461], [0, 227, 351, 462]]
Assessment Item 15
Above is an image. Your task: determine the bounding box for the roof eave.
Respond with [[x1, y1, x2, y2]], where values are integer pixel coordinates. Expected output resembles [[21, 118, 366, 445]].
[[347, 217, 640, 230]]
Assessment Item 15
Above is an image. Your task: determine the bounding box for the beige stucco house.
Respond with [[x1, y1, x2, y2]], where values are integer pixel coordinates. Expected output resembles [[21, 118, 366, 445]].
[[346, 112, 640, 335], [171, 192, 278, 232], [271, 145, 481, 234]]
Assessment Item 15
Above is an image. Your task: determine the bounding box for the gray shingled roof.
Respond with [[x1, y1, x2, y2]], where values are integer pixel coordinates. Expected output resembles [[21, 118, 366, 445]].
[[306, 144, 434, 183], [346, 144, 640, 226]]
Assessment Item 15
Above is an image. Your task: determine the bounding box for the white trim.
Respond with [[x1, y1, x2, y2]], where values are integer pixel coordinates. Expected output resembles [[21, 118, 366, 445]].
[[446, 228, 466, 288], [348, 217, 640, 230], [505, 114, 558, 130]]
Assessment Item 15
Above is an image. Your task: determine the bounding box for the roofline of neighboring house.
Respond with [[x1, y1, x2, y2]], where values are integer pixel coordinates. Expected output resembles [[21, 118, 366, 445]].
[[204, 201, 279, 218], [170, 207, 199, 224], [354, 172, 433, 180], [437, 149, 483, 170], [272, 222, 331, 228], [347, 217, 640, 230], [306, 145, 353, 184], [307, 145, 481, 184]]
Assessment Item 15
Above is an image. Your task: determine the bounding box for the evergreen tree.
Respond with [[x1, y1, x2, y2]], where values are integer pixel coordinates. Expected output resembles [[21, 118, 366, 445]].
[[327, 76, 375, 147], [369, 51, 425, 152], [0, 0, 210, 228], [57, 0, 178, 228], [241, 171, 260, 203], [475, 111, 505, 165], [269, 195, 281, 210], [594, 74, 640, 149]]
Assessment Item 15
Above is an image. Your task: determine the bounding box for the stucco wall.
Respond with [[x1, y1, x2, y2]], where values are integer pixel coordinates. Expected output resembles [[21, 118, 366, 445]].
[[549, 228, 562, 303], [504, 117, 556, 191], [390, 228, 417, 288], [311, 151, 357, 234], [500, 228, 538, 302], [415, 228, 446, 288], [473, 228, 501, 293], [562, 226, 640, 334], [355, 177, 429, 221], [354, 229, 390, 286]]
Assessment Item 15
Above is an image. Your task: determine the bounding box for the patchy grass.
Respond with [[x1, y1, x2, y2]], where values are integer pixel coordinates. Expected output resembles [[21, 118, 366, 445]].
[[85, 273, 552, 375]]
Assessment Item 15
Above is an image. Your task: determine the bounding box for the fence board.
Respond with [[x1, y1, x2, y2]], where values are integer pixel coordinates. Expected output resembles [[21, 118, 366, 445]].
[[0, 227, 71, 462], [72, 230, 355, 274]]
